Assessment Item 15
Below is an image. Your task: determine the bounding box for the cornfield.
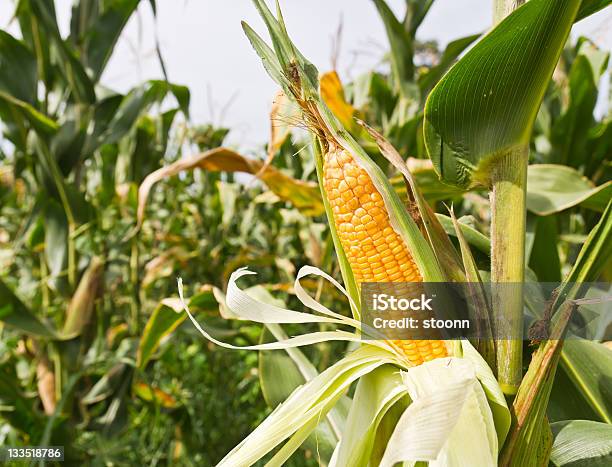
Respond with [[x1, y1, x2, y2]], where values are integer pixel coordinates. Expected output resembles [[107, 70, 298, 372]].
[[0, 0, 610, 466]]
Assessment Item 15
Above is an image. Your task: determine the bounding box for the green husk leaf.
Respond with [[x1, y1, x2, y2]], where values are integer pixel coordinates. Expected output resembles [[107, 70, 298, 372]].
[[178, 267, 394, 353], [241, 21, 292, 97], [460, 341, 511, 446], [62, 256, 104, 338], [216, 345, 397, 467], [318, 104, 446, 282], [333, 365, 409, 466], [260, 328, 342, 463], [380, 357, 500, 467], [449, 212, 495, 368], [244, 0, 446, 284], [358, 120, 465, 282]]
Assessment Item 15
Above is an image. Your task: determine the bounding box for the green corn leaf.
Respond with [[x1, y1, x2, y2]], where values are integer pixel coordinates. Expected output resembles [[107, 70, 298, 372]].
[[551, 40, 609, 167], [528, 215, 561, 282], [424, 0, 581, 188], [404, 0, 435, 35], [0, 30, 38, 104], [0, 91, 58, 135], [69, 0, 100, 43], [585, 117, 612, 180], [0, 279, 56, 338], [550, 420, 612, 466], [82, 363, 131, 405], [0, 26, 52, 136], [528, 203, 611, 423], [556, 199, 611, 300], [561, 340, 612, 424], [503, 202, 612, 462], [527, 165, 612, 216], [524, 213, 538, 266], [29, 0, 96, 104], [101, 80, 190, 147], [78, 0, 140, 81], [372, 0, 415, 94], [138, 303, 183, 367], [14, 0, 54, 89], [436, 213, 491, 255], [500, 301, 575, 467], [418, 33, 480, 97], [575, 0, 612, 21], [397, 161, 612, 215], [137, 288, 217, 369], [0, 363, 46, 436], [391, 165, 466, 202], [547, 363, 600, 423]]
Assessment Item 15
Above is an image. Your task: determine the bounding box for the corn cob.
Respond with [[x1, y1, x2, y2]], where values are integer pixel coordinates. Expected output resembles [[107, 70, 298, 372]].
[[323, 146, 447, 366]]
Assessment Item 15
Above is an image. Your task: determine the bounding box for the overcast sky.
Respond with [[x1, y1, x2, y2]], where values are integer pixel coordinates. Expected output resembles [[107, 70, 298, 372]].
[[1, 1, 610, 152]]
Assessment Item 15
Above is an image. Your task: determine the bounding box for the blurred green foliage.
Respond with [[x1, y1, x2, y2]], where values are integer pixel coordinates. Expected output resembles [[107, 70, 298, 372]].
[[0, 0, 610, 465]]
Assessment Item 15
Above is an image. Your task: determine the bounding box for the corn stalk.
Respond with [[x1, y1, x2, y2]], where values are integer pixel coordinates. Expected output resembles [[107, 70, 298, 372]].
[[490, 0, 528, 401]]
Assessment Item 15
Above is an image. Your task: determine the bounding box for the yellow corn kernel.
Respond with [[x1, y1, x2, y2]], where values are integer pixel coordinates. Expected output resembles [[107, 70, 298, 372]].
[[323, 147, 448, 365]]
